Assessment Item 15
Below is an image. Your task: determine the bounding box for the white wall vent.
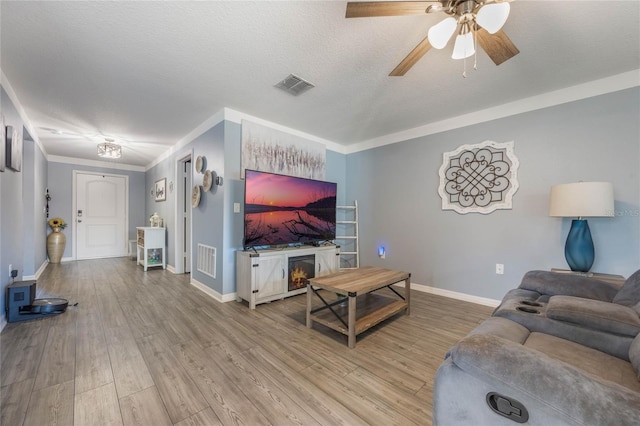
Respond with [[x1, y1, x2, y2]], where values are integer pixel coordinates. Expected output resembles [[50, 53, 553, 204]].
[[274, 74, 315, 96], [197, 244, 216, 279]]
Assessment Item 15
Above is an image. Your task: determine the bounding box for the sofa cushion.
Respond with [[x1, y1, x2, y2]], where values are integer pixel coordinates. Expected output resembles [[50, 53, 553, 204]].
[[613, 269, 640, 307], [447, 333, 640, 425], [525, 332, 640, 393], [467, 316, 530, 344], [630, 334, 640, 379], [547, 295, 640, 337], [519, 270, 619, 302]]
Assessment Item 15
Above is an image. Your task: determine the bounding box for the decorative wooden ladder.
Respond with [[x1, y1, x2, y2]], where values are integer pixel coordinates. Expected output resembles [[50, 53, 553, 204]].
[[335, 200, 359, 269]]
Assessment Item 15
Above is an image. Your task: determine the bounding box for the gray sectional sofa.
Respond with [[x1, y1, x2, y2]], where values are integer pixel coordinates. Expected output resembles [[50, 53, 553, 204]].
[[433, 270, 640, 425]]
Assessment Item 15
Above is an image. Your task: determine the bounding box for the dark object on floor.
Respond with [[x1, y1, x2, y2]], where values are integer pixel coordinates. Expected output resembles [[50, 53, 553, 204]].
[[5, 280, 69, 323]]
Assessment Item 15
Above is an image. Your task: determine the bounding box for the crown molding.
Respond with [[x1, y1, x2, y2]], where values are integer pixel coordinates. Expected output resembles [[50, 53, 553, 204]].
[[145, 107, 346, 170], [48, 155, 145, 172], [223, 108, 346, 154], [145, 109, 226, 171], [345, 69, 640, 154], [0, 69, 47, 157]]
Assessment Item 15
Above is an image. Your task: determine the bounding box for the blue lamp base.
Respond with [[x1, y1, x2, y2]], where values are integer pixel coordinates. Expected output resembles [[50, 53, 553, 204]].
[[565, 219, 595, 273]]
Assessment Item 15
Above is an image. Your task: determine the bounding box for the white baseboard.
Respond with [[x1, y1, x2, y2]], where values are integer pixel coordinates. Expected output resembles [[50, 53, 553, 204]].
[[192, 278, 498, 307], [395, 281, 500, 307], [166, 265, 176, 274], [23, 260, 49, 281], [61, 257, 74, 263], [0, 316, 6, 333], [190, 278, 237, 303]]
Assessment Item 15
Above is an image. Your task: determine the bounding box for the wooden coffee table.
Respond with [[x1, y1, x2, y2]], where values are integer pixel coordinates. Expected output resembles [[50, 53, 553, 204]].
[[306, 266, 411, 348]]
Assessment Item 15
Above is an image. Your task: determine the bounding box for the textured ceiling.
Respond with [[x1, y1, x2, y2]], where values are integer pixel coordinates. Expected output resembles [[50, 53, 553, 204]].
[[1, 1, 639, 167]]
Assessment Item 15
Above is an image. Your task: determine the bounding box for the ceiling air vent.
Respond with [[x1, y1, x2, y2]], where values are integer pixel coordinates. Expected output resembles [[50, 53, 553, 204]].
[[274, 74, 315, 96]]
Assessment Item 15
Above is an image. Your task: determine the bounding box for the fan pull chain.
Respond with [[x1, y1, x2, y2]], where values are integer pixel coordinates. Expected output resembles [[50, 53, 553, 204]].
[[473, 29, 478, 71], [462, 28, 479, 78]]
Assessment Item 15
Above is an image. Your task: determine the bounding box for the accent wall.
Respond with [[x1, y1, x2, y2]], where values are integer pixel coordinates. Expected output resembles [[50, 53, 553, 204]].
[[346, 87, 640, 301]]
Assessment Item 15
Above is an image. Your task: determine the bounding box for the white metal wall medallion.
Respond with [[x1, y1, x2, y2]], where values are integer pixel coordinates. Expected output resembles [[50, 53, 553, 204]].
[[438, 140, 519, 214]]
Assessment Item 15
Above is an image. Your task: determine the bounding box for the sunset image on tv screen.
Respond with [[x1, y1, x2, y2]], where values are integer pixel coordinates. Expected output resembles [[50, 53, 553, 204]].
[[244, 170, 337, 247]]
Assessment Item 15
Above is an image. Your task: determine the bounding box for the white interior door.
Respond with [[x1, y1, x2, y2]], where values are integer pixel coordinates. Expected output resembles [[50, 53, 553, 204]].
[[75, 172, 128, 259]]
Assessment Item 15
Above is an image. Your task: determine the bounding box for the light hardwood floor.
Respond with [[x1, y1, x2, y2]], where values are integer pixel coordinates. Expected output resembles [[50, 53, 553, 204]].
[[1, 258, 493, 425]]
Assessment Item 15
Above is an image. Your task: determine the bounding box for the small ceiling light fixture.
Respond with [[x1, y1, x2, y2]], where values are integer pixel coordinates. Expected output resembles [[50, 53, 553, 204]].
[[426, 0, 511, 76], [428, 1, 511, 52], [97, 138, 122, 159], [451, 23, 476, 60]]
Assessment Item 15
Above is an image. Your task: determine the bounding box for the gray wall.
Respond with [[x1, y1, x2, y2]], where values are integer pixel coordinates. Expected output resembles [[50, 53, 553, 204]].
[[144, 121, 229, 294], [21, 137, 48, 276], [346, 87, 640, 300], [188, 123, 226, 289], [1, 87, 25, 318], [223, 121, 242, 294], [47, 162, 146, 259], [145, 120, 348, 296], [145, 155, 177, 264], [1, 86, 48, 321]]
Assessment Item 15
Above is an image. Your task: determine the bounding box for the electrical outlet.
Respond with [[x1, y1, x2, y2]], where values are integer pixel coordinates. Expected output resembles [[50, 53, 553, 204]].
[[496, 263, 504, 275], [8, 264, 12, 277], [234, 202, 240, 213]]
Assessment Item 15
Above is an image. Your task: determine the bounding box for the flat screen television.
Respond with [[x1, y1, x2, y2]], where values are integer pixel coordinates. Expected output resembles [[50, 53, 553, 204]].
[[243, 169, 337, 249]]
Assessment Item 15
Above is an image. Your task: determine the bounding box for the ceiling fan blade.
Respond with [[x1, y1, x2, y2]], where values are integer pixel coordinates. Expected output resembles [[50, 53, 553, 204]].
[[476, 28, 519, 65], [346, 2, 440, 18], [389, 36, 432, 76]]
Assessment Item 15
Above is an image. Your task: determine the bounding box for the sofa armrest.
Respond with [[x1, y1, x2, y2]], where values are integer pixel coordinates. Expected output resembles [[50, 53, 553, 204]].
[[450, 334, 640, 426], [519, 270, 620, 302], [547, 296, 640, 337]]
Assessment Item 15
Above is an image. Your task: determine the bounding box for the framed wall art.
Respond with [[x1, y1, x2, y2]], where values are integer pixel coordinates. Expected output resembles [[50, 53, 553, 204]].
[[241, 120, 326, 180], [438, 140, 520, 215], [5, 124, 22, 172], [154, 178, 166, 202], [0, 115, 5, 172]]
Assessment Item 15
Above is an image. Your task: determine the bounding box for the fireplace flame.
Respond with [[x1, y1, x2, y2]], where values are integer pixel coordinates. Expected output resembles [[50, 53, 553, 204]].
[[290, 266, 309, 288]]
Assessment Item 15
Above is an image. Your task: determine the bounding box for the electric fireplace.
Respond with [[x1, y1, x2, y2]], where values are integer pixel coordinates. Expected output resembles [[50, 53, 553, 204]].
[[288, 254, 315, 291]]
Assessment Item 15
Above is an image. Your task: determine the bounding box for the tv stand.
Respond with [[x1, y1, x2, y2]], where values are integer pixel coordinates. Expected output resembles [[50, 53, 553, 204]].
[[236, 245, 340, 309]]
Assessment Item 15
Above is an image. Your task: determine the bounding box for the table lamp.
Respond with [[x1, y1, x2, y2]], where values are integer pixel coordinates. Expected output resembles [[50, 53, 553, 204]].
[[549, 182, 614, 272]]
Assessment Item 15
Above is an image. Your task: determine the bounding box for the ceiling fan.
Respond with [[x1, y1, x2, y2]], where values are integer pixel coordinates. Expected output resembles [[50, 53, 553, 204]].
[[346, 0, 519, 76]]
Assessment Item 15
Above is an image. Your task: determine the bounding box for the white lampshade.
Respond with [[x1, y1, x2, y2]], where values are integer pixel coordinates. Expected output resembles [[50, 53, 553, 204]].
[[549, 182, 614, 218], [452, 32, 475, 59], [428, 17, 457, 49], [476, 2, 510, 34]]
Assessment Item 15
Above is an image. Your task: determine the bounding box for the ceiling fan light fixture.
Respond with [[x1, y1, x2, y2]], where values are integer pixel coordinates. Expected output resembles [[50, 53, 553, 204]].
[[97, 139, 122, 159], [427, 17, 458, 49], [476, 2, 510, 34], [452, 31, 475, 59]]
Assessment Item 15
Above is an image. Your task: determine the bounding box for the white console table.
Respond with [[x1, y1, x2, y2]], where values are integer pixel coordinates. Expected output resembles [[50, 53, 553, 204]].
[[136, 227, 166, 271], [236, 245, 340, 309]]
